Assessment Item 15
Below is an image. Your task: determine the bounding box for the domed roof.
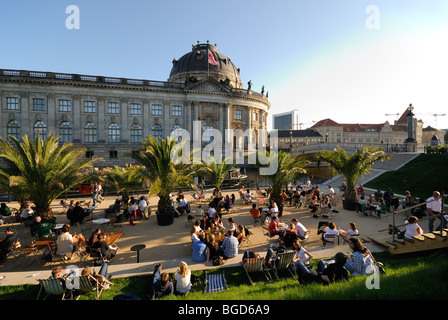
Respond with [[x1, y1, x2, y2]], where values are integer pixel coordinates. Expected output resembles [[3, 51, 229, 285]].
[[169, 42, 242, 89]]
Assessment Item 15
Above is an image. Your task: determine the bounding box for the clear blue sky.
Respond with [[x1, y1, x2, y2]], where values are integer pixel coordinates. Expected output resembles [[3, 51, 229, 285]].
[[1, 0, 447, 129]]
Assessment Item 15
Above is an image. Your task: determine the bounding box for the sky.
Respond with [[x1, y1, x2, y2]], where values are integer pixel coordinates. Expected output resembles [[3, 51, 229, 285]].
[[1, 0, 447, 130]]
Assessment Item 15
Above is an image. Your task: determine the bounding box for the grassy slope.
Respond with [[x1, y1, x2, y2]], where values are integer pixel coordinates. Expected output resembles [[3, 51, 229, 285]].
[[364, 153, 448, 200]]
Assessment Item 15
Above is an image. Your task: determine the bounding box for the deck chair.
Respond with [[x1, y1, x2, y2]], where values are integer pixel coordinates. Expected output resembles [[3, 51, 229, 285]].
[[241, 257, 272, 285], [203, 271, 228, 293], [272, 251, 296, 281], [71, 274, 113, 300], [37, 278, 68, 300]]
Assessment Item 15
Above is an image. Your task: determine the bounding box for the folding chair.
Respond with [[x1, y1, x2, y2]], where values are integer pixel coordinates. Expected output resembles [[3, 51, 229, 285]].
[[241, 257, 272, 285], [71, 274, 113, 300], [37, 278, 68, 300], [272, 251, 296, 281], [203, 271, 228, 293]]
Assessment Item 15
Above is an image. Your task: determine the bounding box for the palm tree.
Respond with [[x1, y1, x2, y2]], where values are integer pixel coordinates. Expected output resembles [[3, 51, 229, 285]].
[[0, 133, 97, 214], [131, 136, 194, 221], [318, 146, 391, 205], [199, 155, 235, 191], [257, 150, 309, 207], [104, 165, 147, 204]]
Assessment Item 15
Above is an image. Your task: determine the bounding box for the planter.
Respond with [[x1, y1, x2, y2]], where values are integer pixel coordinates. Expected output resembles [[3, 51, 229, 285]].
[[342, 199, 358, 211], [155, 210, 174, 226]]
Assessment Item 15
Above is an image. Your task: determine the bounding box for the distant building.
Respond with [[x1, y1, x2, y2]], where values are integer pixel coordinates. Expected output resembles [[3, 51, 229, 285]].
[[272, 110, 300, 130], [310, 105, 424, 150], [277, 129, 322, 150]]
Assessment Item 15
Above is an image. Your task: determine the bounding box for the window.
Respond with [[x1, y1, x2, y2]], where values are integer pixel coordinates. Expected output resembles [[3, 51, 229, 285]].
[[235, 110, 242, 120], [108, 123, 121, 143], [33, 98, 45, 111], [151, 104, 162, 116], [86, 151, 94, 159], [34, 121, 47, 140], [84, 101, 96, 113], [84, 122, 97, 143], [6, 97, 19, 110], [151, 124, 163, 139], [7, 120, 20, 140], [130, 124, 143, 143], [59, 121, 73, 143], [171, 105, 182, 117], [59, 100, 72, 112], [109, 151, 118, 159], [130, 103, 142, 115], [252, 112, 258, 122], [108, 102, 120, 114], [203, 125, 214, 143]]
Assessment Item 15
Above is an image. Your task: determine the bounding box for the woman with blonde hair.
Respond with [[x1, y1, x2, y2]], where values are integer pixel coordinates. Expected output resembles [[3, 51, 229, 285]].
[[174, 261, 192, 295]]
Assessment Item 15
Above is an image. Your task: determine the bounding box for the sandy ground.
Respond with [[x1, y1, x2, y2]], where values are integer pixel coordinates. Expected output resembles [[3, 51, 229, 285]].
[[0, 187, 412, 286]]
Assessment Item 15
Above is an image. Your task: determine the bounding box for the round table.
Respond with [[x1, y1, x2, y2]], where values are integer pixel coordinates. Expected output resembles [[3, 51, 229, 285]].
[[130, 244, 146, 263]]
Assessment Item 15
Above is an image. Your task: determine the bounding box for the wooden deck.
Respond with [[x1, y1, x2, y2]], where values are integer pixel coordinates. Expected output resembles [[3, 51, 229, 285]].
[[362, 230, 448, 255]]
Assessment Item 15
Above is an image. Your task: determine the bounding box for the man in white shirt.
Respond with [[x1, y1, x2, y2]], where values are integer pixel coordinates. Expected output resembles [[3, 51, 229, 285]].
[[291, 218, 309, 240], [326, 185, 335, 198], [426, 191, 444, 232], [138, 196, 148, 218]]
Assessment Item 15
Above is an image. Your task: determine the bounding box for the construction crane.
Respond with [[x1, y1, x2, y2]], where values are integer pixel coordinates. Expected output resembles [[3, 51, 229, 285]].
[[385, 113, 400, 120], [414, 113, 446, 128]]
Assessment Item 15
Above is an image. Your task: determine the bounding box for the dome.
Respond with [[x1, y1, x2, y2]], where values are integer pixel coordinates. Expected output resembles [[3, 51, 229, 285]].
[[169, 42, 243, 89]]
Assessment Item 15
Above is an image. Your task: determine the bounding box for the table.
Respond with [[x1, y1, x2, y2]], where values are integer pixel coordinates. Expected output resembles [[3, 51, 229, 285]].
[[130, 244, 146, 263], [205, 228, 226, 243], [103, 231, 123, 245], [20, 237, 56, 265], [52, 224, 65, 235]]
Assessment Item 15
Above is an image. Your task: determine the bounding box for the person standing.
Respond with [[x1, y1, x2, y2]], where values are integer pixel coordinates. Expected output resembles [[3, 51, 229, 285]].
[[92, 182, 102, 205], [426, 191, 444, 232]]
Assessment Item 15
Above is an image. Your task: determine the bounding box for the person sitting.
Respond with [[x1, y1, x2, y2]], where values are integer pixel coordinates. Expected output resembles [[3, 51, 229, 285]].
[[267, 199, 279, 218], [268, 216, 283, 239], [282, 223, 298, 247], [87, 228, 102, 250], [322, 222, 339, 244], [0, 227, 19, 264], [291, 239, 313, 274], [398, 216, 423, 240], [338, 222, 359, 242], [244, 189, 252, 204], [176, 195, 189, 217], [249, 203, 261, 223], [174, 261, 192, 296], [291, 218, 309, 240], [297, 252, 349, 285], [72, 202, 90, 225], [223, 195, 233, 213], [81, 263, 112, 286], [206, 234, 222, 266], [227, 217, 237, 235], [49, 266, 70, 280], [310, 196, 320, 218], [211, 216, 225, 230], [325, 185, 335, 198], [219, 229, 239, 260], [192, 234, 209, 264], [92, 233, 118, 262], [56, 224, 85, 260], [235, 224, 246, 245], [148, 263, 174, 300], [344, 238, 375, 276], [207, 203, 217, 219], [20, 203, 34, 224], [190, 226, 201, 244], [32, 215, 55, 239], [0, 203, 11, 218], [199, 215, 211, 231], [238, 185, 245, 199]]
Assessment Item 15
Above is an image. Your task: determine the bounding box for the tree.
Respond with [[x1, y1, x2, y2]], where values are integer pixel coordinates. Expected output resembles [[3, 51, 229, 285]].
[[104, 165, 146, 204], [131, 136, 194, 216], [318, 146, 391, 204], [257, 150, 308, 207], [0, 133, 96, 214], [199, 156, 235, 191]]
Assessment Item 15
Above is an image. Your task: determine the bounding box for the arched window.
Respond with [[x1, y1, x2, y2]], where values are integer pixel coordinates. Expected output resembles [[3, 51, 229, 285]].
[[84, 122, 97, 143], [130, 123, 143, 143], [7, 120, 20, 141], [59, 121, 73, 143], [34, 121, 47, 141], [151, 124, 163, 140], [108, 123, 121, 143]]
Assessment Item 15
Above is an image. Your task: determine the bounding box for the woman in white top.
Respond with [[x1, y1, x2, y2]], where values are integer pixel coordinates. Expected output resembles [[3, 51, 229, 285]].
[[322, 222, 339, 242], [404, 216, 423, 239], [291, 239, 314, 274], [174, 261, 192, 295], [227, 217, 237, 234]]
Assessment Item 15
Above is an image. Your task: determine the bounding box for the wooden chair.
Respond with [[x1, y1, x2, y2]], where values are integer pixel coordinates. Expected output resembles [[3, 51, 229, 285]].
[[272, 251, 296, 281], [37, 278, 68, 300], [241, 257, 272, 285], [70, 274, 113, 300], [322, 234, 340, 247]]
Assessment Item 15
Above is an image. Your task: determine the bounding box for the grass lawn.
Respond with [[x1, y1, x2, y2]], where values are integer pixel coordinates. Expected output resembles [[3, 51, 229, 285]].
[[1, 249, 448, 301], [365, 153, 448, 201]]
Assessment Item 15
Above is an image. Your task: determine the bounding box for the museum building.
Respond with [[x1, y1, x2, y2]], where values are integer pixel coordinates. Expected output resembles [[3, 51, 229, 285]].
[[0, 42, 270, 167]]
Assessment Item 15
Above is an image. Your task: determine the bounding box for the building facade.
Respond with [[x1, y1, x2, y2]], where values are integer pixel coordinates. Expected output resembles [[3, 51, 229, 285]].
[[0, 43, 270, 167], [272, 109, 300, 130]]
